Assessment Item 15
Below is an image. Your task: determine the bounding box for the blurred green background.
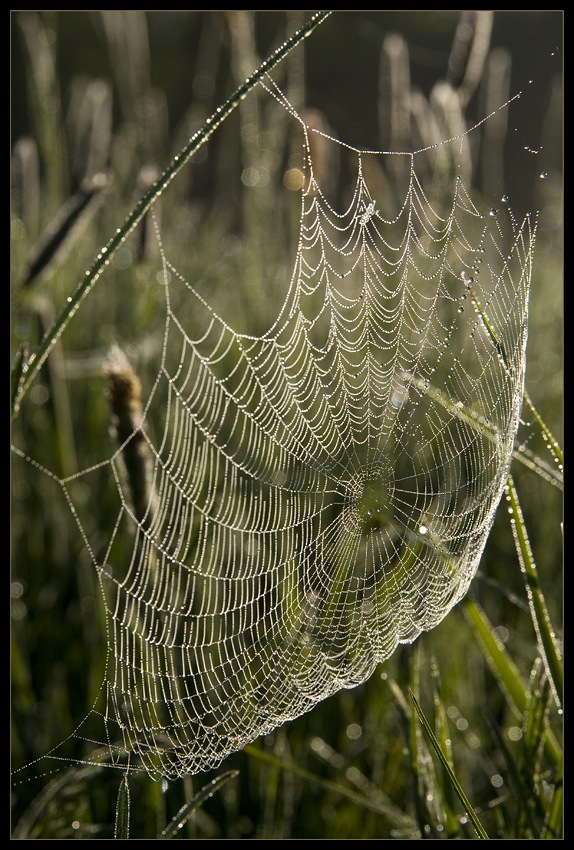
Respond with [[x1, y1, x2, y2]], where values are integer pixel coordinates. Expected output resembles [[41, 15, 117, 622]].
[[11, 11, 562, 839]]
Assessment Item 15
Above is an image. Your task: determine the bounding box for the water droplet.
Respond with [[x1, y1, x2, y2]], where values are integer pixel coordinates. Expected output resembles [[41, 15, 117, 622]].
[[501, 194, 509, 203], [490, 208, 498, 217], [539, 171, 548, 180], [419, 525, 428, 535]]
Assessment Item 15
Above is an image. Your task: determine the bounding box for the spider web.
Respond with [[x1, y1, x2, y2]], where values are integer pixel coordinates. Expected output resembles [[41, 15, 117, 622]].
[[13, 79, 535, 782]]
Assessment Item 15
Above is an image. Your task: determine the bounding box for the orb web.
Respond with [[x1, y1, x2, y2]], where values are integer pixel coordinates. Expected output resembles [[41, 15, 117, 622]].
[[14, 80, 535, 781]]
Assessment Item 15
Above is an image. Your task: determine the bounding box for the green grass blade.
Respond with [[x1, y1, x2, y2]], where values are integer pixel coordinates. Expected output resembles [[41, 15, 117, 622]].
[[483, 708, 537, 838], [430, 659, 460, 838], [522, 661, 551, 765], [114, 773, 131, 839], [462, 596, 527, 714], [519, 662, 553, 831], [409, 689, 489, 840], [542, 766, 563, 839], [158, 770, 239, 839], [383, 660, 440, 837], [506, 475, 563, 708], [407, 647, 442, 838], [523, 390, 563, 468], [462, 597, 561, 768], [403, 648, 429, 837], [10, 342, 27, 415]]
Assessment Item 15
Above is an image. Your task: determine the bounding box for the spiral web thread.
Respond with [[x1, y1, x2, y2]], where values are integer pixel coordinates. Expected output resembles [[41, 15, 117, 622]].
[[17, 81, 535, 781]]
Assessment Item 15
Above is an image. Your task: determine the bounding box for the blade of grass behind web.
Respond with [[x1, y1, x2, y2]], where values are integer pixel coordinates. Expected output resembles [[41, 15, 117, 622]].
[[461, 279, 563, 491], [406, 374, 562, 491], [384, 655, 439, 839], [408, 689, 489, 840], [407, 646, 440, 838], [429, 658, 460, 838], [523, 390, 563, 468], [482, 707, 538, 838], [480, 660, 554, 838], [506, 475, 563, 710], [542, 765, 563, 839], [519, 661, 555, 832]]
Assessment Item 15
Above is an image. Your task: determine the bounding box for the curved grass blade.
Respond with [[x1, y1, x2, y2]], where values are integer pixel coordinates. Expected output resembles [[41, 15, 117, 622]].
[[158, 770, 239, 839], [408, 689, 489, 840]]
